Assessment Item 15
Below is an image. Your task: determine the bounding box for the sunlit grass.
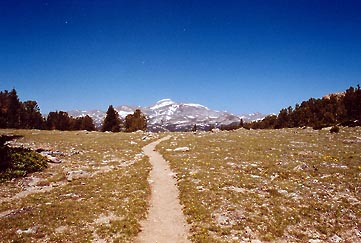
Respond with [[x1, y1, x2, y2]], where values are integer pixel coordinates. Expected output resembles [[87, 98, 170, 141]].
[[158, 127, 361, 242], [0, 129, 161, 242]]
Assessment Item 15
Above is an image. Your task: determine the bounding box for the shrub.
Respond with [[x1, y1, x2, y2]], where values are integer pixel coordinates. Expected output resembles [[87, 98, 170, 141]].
[[0, 135, 48, 181], [330, 126, 340, 133]]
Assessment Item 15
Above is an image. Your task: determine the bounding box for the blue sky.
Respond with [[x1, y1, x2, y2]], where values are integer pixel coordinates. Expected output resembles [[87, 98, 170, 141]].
[[1, 0, 360, 115]]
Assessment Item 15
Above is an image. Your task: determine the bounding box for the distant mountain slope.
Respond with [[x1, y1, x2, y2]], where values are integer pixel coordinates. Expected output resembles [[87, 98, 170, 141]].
[[239, 112, 267, 122], [68, 99, 266, 132]]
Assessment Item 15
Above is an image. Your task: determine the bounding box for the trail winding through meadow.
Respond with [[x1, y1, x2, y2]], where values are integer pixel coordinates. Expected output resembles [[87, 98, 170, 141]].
[[136, 136, 190, 243]]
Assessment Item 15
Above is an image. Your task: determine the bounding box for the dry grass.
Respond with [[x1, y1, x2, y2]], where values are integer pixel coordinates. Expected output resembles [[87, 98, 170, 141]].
[[1, 128, 360, 242], [158, 127, 361, 242], [0, 129, 161, 242]]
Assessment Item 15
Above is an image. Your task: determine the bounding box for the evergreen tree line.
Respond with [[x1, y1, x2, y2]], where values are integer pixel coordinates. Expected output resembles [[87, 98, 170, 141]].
[[4, 85, 359, 132], [0, 88, 147, 132], [46, 111, 96, 131], [244, 85, 361, 130], [0, 88, 96, 131], [1, 89, 45, 129], [101, 105, 147, 132]]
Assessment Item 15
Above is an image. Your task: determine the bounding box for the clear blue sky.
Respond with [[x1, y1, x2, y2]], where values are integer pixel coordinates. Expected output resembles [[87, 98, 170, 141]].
[[1, 0, 360, 115]]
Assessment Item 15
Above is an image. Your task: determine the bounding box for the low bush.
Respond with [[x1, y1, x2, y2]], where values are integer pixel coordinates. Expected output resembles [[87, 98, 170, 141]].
[[0, 135, 48, 181], [330, 126, 340, 133]]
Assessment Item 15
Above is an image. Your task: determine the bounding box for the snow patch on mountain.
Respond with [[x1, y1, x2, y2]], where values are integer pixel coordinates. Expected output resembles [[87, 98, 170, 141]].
[[150, 98, 176, 110], [238, 112, 266, 122]]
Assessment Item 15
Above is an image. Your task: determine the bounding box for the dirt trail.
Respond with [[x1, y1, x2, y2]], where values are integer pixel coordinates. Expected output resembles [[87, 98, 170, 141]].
[[136, 136, 190, 243]]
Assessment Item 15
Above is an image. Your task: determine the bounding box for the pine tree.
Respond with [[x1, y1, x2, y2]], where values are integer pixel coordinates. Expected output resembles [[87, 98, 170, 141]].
[[0, 90, 8, 128], [46, 111, 71, 130], [22, 100, 44, 129], [81, 115, 96, 131], [69, 117, 82, 130], [102, 105, 121, 132], [7, 89, 22, 128], [192, 124, 197, 132], [63, 115, 96, 131], [239, 119, 244, 128], [124, 109, 147, 132], [275, 108, 289, 129], [343, 85, 361, 121]]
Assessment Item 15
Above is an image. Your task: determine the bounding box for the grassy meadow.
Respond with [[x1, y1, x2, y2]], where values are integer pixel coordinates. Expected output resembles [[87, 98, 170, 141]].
[[0, 127, 360, 242], [158, 127, 361, 242], [0, 129, 161, 242]]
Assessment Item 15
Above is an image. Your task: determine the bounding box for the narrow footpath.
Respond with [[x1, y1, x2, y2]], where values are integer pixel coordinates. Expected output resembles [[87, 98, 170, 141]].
[[136, 136, 190, 243]]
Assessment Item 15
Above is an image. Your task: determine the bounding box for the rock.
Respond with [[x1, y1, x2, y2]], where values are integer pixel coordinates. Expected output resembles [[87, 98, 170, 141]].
[[322, 126, 332, 131], [278, 189, 289, 195], [293, 163, 309, 171], [66, 170, 90, 182], [44, 154, 61, 163], [62, 193, 79, 198], [309, 239, 322, 243], [134, 153, 144, 159], [329, 234, 342, 243], [39, 150, 62, 163], [173, 147, 190, 152], [16, 227, 37, 235], [251, 240, 262, 243], [55, 225, 68, 233], [211, 128, 221, 133]]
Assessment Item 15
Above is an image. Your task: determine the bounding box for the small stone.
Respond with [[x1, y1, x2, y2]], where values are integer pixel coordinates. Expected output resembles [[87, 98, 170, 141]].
[[211, 128, 221, 133], [329, 234, 342, 243], [251, 240, 262, 243], [309, 239, 322, 243], [16, 227, 37, 235], [66, 170, 90, 182], [174, 147, 190, 152], [46, 155, 61, 163], [293, 163, 309, 171]]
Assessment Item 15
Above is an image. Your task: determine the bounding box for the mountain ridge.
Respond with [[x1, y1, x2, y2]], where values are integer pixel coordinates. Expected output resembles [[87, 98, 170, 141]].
[[68, 99, 266, 132]]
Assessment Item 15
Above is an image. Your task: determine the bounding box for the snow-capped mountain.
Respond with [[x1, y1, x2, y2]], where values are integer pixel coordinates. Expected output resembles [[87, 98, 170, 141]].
[[238, 112, 267, 122], [142, 99, 241, 132], [67, 109, 106, 124], [68, 99, 266, 132]]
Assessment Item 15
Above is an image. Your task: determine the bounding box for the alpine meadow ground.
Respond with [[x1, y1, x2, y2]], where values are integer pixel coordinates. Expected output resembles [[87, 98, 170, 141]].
[[0, 129, 162, 242], [1, 128, 360, 242], [158, 127, 361, 242]]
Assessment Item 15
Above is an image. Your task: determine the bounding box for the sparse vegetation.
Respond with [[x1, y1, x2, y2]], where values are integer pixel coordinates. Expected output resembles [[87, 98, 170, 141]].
[[0, 129, 161, 242], [158, 127, 361, 242], [0, 135, 48, 182], [1, 126, 360, 242]]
